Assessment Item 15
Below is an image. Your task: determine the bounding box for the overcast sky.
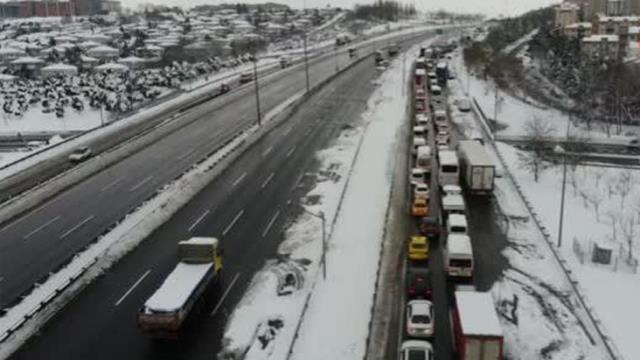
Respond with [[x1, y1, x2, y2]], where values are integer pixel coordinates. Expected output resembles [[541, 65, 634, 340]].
[[123, 0, 561, 17]]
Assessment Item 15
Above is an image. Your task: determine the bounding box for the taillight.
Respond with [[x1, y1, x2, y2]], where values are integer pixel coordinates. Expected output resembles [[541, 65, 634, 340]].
[[409, 287, 416, 295]]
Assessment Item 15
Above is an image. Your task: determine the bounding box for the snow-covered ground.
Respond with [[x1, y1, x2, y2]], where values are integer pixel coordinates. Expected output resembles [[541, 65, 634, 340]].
[[448, 59, 616, 359], [218, 43, 416, 360], [450, 47, 637, 142], [497, 143, 640, 360]]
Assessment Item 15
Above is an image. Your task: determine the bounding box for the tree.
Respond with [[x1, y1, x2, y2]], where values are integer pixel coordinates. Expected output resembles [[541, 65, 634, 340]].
[[586, 190, 604, 222], [518, 116, 556, 182], [620, 213, 637, 262]]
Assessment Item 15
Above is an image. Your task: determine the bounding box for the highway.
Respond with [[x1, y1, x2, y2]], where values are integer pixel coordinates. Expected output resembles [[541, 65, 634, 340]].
[[9, 33, 436, 360], [0, 31, 426, 312]]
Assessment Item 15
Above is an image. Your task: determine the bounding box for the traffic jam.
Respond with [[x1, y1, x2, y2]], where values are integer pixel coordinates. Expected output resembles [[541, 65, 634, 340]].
[[399, 43, 504, 360]]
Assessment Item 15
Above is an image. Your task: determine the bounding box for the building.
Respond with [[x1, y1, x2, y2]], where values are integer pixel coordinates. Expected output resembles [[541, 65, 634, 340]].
[[564, 22, 594, 38], [101, 0, 121, 14], [555, 2, 581, 28], [582, 34, 620, 58], [0, 0, 77, 18]]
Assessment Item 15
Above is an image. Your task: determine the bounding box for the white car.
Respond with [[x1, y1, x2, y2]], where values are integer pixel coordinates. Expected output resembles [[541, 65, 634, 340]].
[[457, 98, 471, 112], [406, 300, 434, 338], [414, 183, 430, 200], [69, 146, 92, 162], [415, 113, 429, 126], [410, 168, 426, 187], [437, 143, 449, 152], [436, 131, 450, 144], [412, 137, 426, 155], [400, 340, 433, 360]]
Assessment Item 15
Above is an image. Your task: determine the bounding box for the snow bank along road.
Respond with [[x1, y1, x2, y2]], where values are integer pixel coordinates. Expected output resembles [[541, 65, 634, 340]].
[[0, 29, 435, 313], [7, 32, 440, 360]]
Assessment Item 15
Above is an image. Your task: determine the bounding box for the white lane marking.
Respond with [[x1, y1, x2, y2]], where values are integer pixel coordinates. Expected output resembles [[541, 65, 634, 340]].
[[211, 273, 241, 316], [0, 197, 57, 234], [23, 216, 61, 240], [188, 210, 210, 232], [115, 269, 152, 307], [262, 210, 281, 238], [261, 172, 275, 189], [231, 172, 247, 188], [222, 210, 244, 236], [262, 146, 273, 157], [129, 176, 153, 192], [100, 177, 123, 192], [286, 146, 296, 158], [178, 148, 197, 160], [59, 215, 95, 239], [304, 128, 312, 137], [282, 127, 292, 137]]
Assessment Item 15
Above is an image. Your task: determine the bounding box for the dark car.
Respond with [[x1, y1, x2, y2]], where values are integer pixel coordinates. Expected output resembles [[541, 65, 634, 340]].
[[419, 217, 441, 239], [239, 73, 253, 84], [406, 267, 433, 300]]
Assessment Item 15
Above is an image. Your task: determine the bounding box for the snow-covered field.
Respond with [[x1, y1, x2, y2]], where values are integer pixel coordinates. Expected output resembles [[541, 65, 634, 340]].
[[219, 42, 416, 360], [497, 143, 640, 360]]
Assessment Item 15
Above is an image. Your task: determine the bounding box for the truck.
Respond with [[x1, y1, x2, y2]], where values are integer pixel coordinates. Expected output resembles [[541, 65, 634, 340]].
[[452, 289, 504, 360], [436, 61, 448, 87], [456, 140, 495, 195], [137, 237, 223, 338]]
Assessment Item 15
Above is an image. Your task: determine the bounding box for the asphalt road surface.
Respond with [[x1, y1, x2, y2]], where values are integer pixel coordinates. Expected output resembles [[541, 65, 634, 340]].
[[10, 34, 437, 360], [0, 31, 430, 311]]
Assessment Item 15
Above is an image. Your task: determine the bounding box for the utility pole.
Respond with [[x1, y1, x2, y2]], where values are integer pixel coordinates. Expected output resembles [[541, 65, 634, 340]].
[[303, 34, 310, 92], [253, 58, 261, 126], [555, 114, 572, 249]]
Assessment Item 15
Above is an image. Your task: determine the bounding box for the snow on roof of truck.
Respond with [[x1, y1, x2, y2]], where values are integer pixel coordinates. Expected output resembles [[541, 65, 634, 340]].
[[455, 290, 503, 337], [438, 150, 458, 165], [447, 234, 472, 255], [442, 194, 465, 208], [143, 263, 213, 313], [436, 61, 447, 69], [415, 68, 426, 75], [434, 109, 446, 116], [179, 237, 219, 246], [448, 214, 467, 227], [457, 140, 494, 167]]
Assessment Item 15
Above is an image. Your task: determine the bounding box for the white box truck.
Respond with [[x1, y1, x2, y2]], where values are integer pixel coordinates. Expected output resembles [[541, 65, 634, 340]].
[[457, 140, 495, 194]]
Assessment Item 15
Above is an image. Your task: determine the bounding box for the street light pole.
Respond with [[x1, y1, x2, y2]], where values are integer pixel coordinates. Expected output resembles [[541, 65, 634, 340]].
[[557, 146, 567, 249], [301, 208, 327, 279], [303, 34, 310, 92], [253, 58, 261, 126]]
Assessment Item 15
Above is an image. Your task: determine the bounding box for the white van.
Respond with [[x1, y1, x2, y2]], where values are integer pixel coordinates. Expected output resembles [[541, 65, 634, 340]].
[[413, 137, 426, 155], [438, 150, 459, 187], [447, 214, 468, 235], [411, 168, 426, 187], [413, 125, 427, 138], [416, 146, 432, 170], [430, 85, 442, 95], [434, 110, 447, 125], [445, 234, 474, 279]]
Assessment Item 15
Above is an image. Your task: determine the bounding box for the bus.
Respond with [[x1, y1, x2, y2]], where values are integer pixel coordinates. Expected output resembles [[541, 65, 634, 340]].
[[445, 234, 473, 279], [438, 150, 459, 187]]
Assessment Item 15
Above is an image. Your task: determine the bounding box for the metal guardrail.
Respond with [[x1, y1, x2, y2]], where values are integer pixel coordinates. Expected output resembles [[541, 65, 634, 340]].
[[471, 96, 624, 360]]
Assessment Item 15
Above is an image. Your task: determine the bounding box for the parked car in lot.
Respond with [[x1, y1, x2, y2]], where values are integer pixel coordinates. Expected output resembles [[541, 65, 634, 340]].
[[408, 236, 429, 261], [406, 267, 433, 299], [69, 146, 92, 162], [239, 73, 253, 84], [457, 98, 471, 112], [414, 183, 430, 200], [411, 198, 429, 217], [400, 340, 434, 360], [406, 300, 434, 338]]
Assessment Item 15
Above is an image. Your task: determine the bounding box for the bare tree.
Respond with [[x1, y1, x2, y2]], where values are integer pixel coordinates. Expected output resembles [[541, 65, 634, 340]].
[[605, 210, 619, 242], [568, 168, 579, 197], [593, 168, 605, 189], [616, 170, 634, 208], [586, 190, 604, 222], [620, 213, 637, 262], [518, 116, 556, 182]]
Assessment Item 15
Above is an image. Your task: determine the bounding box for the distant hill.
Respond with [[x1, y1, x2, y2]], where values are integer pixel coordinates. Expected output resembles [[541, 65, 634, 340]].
[[191, 2, 291, 13]]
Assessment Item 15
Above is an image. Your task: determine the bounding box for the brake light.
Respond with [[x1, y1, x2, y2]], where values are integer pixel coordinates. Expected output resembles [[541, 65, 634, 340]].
[[409, 287, 416, 295]]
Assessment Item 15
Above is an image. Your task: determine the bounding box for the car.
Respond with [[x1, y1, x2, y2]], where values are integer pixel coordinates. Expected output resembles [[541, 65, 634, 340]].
[[406, 300, 434, 338], [430, 96, 444, 107], [427, 71, 437, 80], [436, 143, 449, 152], [412, 137, 427, 155], [436, 137, 448, 148], [400, 340, 433, 360], [239, 73, 253, 84], [415, 88, 427, 99], [436, 122, 449, 133], [415, 113, 429, 126], [430, 84, 442, 96], [411, 198, 429, 217], [436, 130, 450, 143], [410, 168, 426, 187], [414, 183, 430, 200], [419, 216, 441, 238], [406, 267, 432, 299], [279, 56, 291, 68], [457, 98, 471, 112], [415, 98, 427, 113], [409, 236, 429, 261], [69, 146, 91, 162]]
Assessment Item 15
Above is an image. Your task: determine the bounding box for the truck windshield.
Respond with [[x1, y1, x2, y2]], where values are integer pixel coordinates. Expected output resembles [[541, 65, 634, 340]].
[[450, 259, 472, 268], [412, 314, 431, 324], [442, 165, 458, 173]]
